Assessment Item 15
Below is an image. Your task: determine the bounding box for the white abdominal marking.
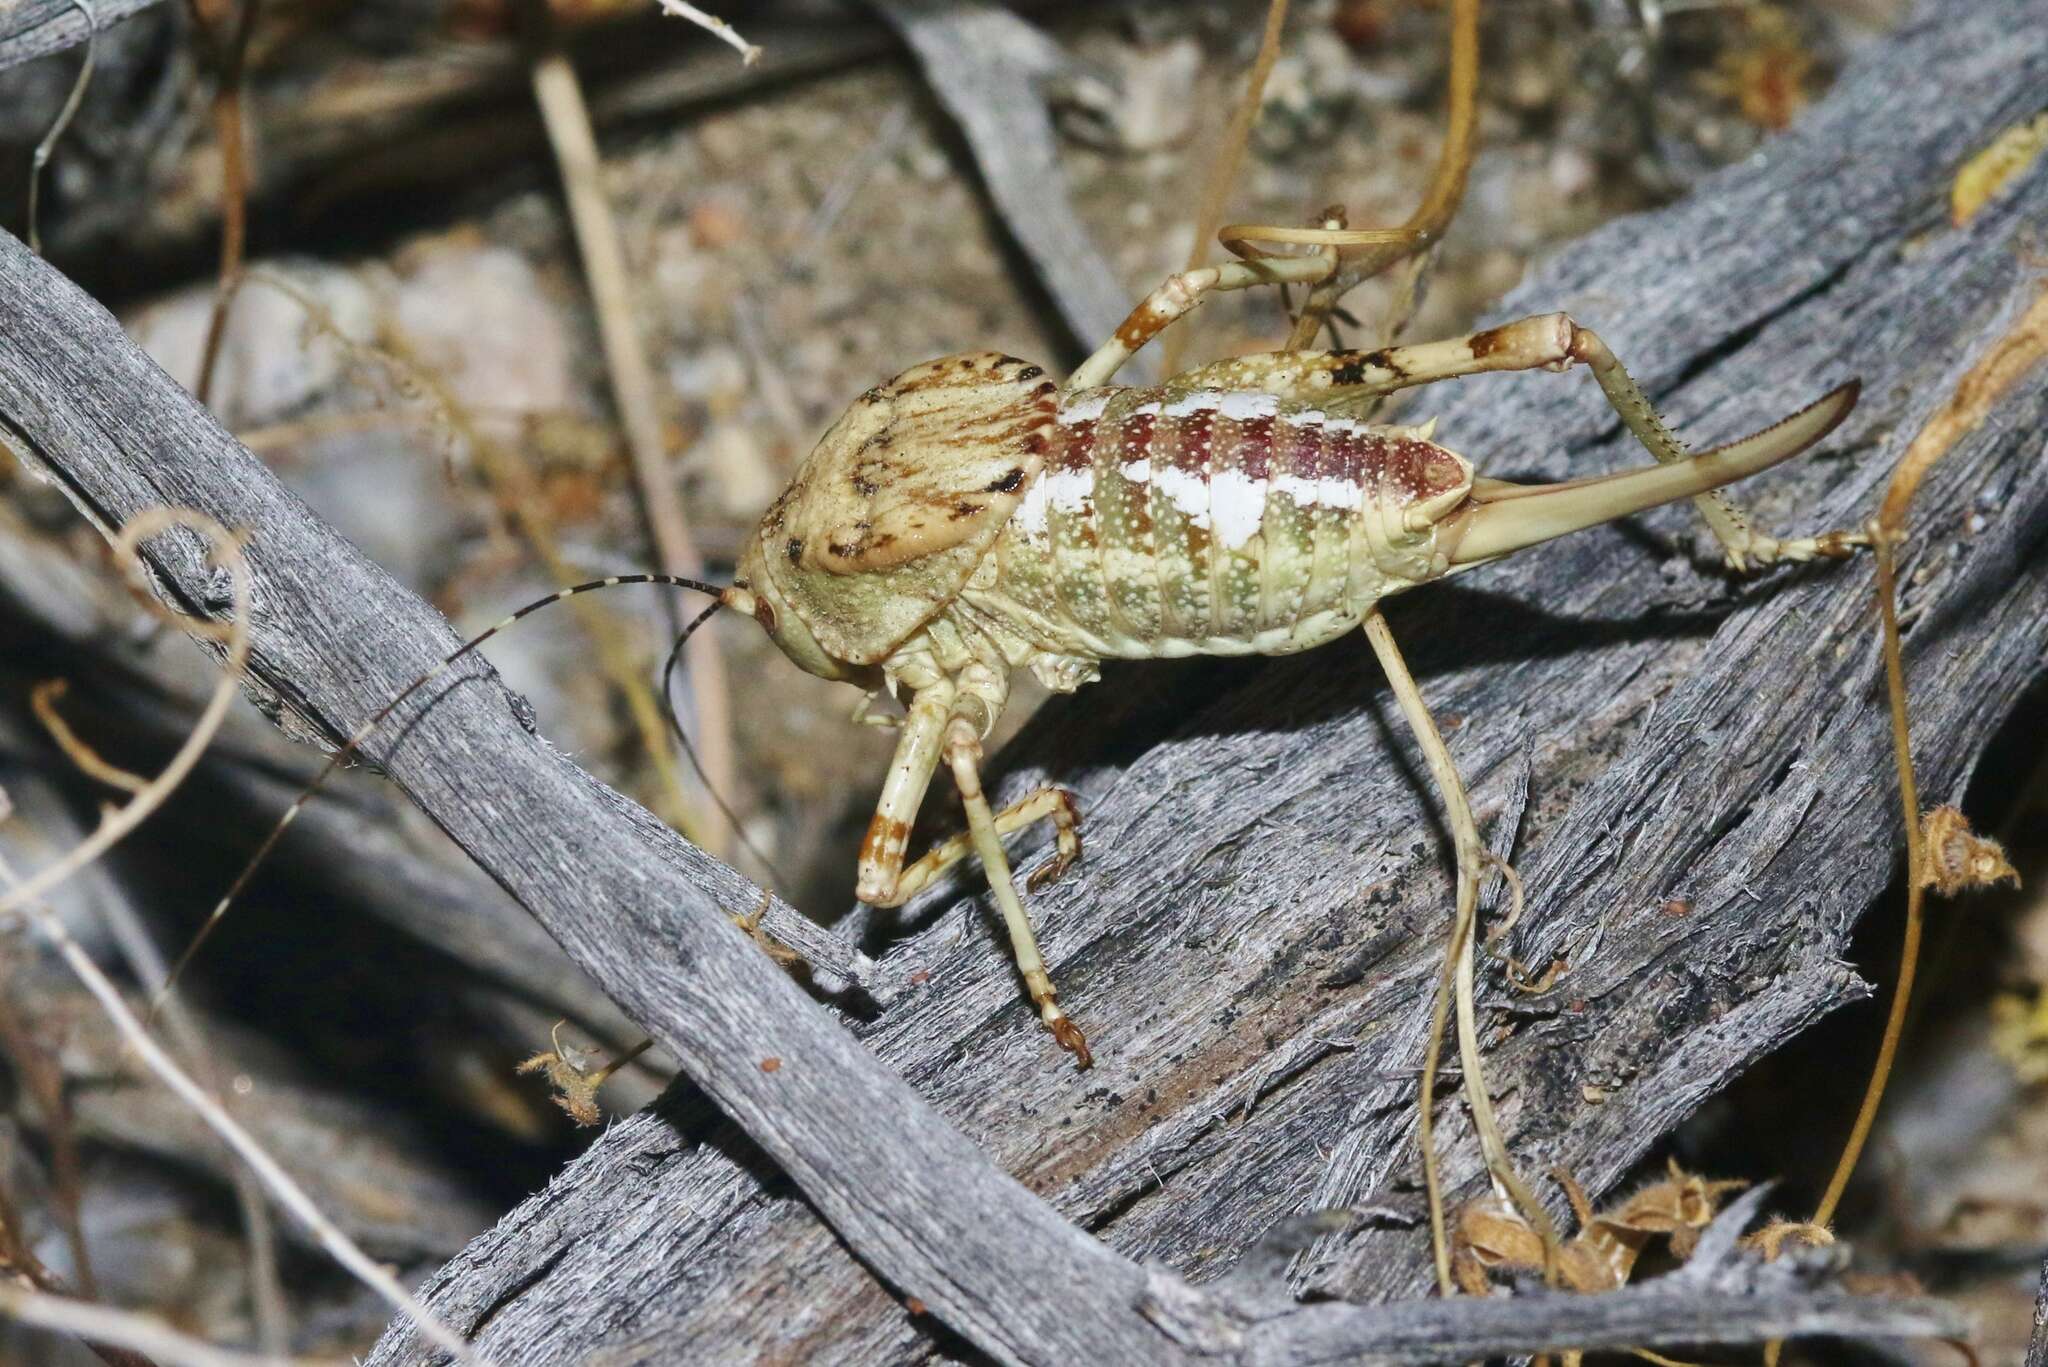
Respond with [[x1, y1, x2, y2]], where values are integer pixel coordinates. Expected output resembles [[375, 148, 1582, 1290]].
[[1273, 473, 1366, 512], [1150, 466, 1212, 530], [1032, 391, 1404, 548], [1059, 391, 1112, 423], [1210, 468, 1267, 549]]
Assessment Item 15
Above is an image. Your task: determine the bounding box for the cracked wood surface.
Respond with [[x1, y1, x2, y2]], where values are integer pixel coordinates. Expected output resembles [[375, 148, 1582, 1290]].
[[0, 226, 1976, 1367], [350, 3, 2044, 1359], [0, 0, 162, 70]]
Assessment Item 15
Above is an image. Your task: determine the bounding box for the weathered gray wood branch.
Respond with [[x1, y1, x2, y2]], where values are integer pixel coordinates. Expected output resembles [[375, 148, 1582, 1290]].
[[338, 0, 2042, 1359], [0, 238, 1971, 1367], [0, 0, 2039, 1362], [2029, 1256, 2048, 1367], [0, 0, 161, 71]]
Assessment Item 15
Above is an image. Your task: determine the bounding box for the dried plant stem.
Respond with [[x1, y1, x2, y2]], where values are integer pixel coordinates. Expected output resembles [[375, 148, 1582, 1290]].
[[652, 0, 759, 65], [187, 0, 259, 408], [1810, 534, 1924, 1228], [1813, 285, 2048, 1227], [520, 0, 736, 855], [1157, 0, 1290, 377], [25, 0, 96, 255], [1365, 610, 1556, 1291], [94, 883, 289, 1353], [0, 1279, 291, 1367], [31, 679, 146, 793], [0, 513, 479, 1362]]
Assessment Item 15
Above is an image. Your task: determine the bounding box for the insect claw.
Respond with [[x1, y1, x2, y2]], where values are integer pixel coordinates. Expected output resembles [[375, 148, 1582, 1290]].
[[1050, 1014, 1094, 1070], [1026, 842, 1080, 893]]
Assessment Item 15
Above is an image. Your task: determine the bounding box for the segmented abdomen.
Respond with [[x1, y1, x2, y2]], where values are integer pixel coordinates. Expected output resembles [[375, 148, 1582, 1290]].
[[971, 386, 1470, 660]]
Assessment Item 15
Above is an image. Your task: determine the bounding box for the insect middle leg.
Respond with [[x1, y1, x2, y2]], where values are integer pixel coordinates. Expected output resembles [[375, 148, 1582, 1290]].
[[856, 684, 1089, 1066], [1174, 313, 1866, 571], [879, 788, 1082, 903], [1066, 252, 1336, 391]]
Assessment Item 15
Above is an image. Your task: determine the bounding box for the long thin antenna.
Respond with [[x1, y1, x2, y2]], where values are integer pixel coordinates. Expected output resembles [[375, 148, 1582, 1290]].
[[662, 604, 795, 895], [153, 573, 727, 1019]]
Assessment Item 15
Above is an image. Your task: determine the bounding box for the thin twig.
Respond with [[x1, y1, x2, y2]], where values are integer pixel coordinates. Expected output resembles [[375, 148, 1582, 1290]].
[[652, 0, 759, 65], [187, 0, 260, 408], [0, 1280, 295, 1367], [90, 866, 289, 1353], [1157, 0, 1290, 377], [25, 0, 96, 254], [31, 679, 146, 793], [1814, 284, 2048, 1226], [519, 0, 737, 855]]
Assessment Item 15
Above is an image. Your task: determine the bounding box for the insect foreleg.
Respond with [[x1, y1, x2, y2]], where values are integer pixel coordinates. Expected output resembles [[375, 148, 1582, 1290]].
[[944, 720, 1090, 1069], [1067, 252, 1334, 392], [856, 685, 1089, 1066], [878, 787, 1082, 904], [856, 684, 1080, 906], [854, 683, 954, 907]]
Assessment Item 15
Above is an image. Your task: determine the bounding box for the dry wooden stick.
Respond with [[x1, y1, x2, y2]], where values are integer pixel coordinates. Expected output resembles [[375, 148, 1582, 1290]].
[[653, 0, 759, 64], [0, 1279, 285, 1367], [1157, 0, 1290, 378], [517, 0, 738, 853], [1813, 283, 2048, 1227], [0, 512, 479, 1363]]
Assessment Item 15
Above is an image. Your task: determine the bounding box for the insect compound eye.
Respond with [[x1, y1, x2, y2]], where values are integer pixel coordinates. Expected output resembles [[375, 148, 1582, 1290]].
[[753, 598, 778, 635]]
